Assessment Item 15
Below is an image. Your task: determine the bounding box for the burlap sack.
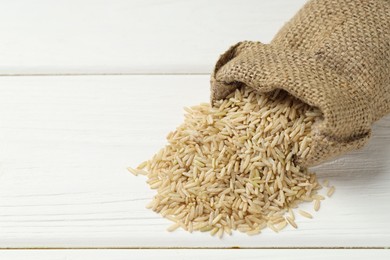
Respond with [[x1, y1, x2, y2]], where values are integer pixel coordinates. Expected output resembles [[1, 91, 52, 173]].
[[210, 0, 390, 167]]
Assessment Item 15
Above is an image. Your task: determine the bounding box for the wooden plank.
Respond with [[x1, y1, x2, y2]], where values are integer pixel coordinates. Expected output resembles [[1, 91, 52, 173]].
[[0, 249, 389, 260], [0, 0, 306, 75], [0, 75, 389, 248]]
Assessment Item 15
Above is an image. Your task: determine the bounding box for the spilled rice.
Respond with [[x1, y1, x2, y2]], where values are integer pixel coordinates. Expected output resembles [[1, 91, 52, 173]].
[[129, 87, 334, 236]]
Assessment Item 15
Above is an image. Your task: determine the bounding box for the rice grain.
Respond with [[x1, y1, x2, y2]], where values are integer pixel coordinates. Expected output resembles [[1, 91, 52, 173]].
[[327, 186, 336, 197], [286, 216, 298, 229], [298, 210, 313, 219], [314, 200, 321, 211]]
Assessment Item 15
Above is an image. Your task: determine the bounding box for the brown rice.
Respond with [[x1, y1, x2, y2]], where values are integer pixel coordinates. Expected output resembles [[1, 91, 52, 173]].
[[131, 87, 333, 236]]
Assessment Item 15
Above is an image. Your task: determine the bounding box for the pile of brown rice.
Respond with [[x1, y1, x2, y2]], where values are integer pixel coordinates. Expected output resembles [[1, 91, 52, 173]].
[[129, 87, 334, 237]]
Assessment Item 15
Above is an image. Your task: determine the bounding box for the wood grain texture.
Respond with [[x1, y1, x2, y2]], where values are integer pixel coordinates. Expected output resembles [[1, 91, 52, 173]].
[[0, 250, 389, 260], [0, 0, 306, 75], [0, 75, 389, 248]]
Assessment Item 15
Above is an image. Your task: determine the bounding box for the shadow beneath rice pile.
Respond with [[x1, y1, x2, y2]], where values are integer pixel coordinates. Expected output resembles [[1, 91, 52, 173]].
[[129, 87, 329, 237]]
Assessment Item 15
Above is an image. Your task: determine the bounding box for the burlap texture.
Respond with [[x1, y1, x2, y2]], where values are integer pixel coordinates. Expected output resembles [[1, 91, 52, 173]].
[[210, 0, 390, 167]]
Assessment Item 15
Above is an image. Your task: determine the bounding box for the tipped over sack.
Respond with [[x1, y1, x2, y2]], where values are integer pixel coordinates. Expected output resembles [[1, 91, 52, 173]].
[[211, 0, 390, 167]]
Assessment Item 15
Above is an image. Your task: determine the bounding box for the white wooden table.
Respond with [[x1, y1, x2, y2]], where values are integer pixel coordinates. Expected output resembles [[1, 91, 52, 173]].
[[0, 0, 389, 258]]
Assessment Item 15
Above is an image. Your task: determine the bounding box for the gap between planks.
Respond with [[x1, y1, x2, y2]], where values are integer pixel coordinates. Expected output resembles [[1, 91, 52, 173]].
[[0, 247, 387, 250]]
